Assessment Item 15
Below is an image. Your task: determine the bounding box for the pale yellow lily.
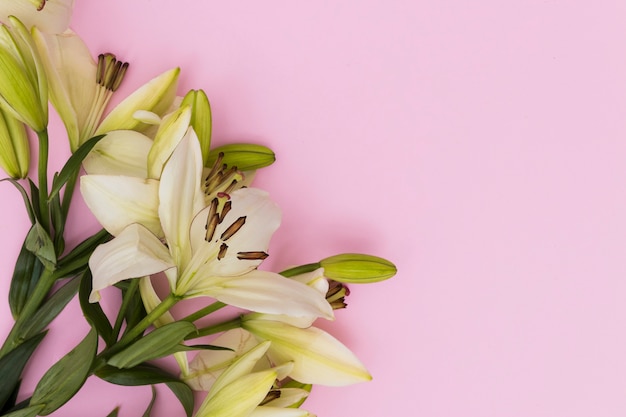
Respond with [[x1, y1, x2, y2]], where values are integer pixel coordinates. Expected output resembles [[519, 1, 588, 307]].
[[0, 0, 73, 34]]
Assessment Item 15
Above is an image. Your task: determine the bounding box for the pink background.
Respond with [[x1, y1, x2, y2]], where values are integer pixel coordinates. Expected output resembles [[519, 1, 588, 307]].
[[1, 0, 626, 416]]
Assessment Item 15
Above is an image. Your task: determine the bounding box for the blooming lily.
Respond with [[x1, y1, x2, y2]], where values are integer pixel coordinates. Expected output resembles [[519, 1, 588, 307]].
[[33, 29, 179, 151], [0, 0, 73, 34], [86, 131, 333, 320]]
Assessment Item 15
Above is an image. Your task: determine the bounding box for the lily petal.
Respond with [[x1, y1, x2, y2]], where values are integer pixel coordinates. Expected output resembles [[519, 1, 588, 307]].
[[88, 224, 175, 302], [95, 67, 180, 135], [188, 188, 281, 277], [147, 105, 191, 179], [158, 128, 205, 268], [82, 130, 153, 177], [261, 388, 309, 408], [250, 407, 311, 417], [32, 29, 95, 150], [187, 269, 334, 320], [0, 0, 73, 34], [242, 318, 371, 386], [80, 175, 161, 237]]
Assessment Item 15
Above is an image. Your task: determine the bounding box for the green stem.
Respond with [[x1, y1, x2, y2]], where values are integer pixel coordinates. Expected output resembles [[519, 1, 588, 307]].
[[102, 293, 181, 358], [0, 268, 55, 358], [112, 279, 140, 340], [186, 317, 242, 340], [36, 129, 49, 231], [180, 301, 226, 323], [279, 262, 321, 278]]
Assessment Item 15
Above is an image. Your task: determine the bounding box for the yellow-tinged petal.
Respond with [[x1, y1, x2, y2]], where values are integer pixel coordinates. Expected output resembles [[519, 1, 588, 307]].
[[82, 130, 152, 177], [242, 318, 372, 386], [32, 29, 96, 151], [80, 175, 162, 237], [250, 407, 311, 417], [181, 89, 211, 165], [88, 224, 175, 302], [0, 0, 73, 34], [147, 105, 191, 179], [95, 67, 180, 135]]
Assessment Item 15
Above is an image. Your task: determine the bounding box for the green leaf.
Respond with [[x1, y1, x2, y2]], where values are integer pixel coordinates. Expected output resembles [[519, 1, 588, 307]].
[[108, 322, 196, 369], [48, 134, 105, 201], [24, 222, 56, 270], [1, 405, 45, 417], [206, 143, 275, 171], [31, 328, 98, 415], [27, 179, 41, 222], [105, 407, 119, 417], [20, 275, 80, 340], [0, 332, 46, 411], [79, 270, 114, 346], [49, 173, 65, 254], [141, 386, 157, 417], [9, 238, 43, 319], [96, 364, 193, 417], [0, 178, 34, 224], [0, 379, 20, 414], [54, 229, 111, 279]]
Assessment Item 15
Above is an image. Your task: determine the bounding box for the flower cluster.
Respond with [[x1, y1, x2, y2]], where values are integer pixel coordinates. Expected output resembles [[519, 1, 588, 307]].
[[0, 2, 396, 417]]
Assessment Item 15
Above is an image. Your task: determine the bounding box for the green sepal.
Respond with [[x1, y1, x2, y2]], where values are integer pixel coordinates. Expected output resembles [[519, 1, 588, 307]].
[[79, 270, 114, 346], [142, 386, 157, 417], [108, 321, 196, 369], [30, 327, 98, 415], [206, 143, 275, 171], [48, 134, 105, 202], [0, 332, 46, 411], [19, 275, 80, 340], [1, 405, 45, 417], [9, 238, 43, 319], [96, 363, 193, 417], [24, 221, 56, 270], [0, 178, 35, 224]]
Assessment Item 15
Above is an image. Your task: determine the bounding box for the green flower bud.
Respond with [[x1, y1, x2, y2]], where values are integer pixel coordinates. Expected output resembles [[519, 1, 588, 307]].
[[181, 89, 212, 165], [320, 253, 397, 283], [0, 17, 48, 132], [206, 143, 276, 171], [0, 106, 29, 178]]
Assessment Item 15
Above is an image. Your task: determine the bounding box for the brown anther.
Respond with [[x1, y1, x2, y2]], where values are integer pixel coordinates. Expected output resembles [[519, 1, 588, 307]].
[[259, 390, 281, 406], [205, 213, 219, 242], [220, 216, 246, 241], [217, 243, 228, 260], [236, 251, 269, 260], [219, 201, 232, 224], [326, 280, 350, 310]]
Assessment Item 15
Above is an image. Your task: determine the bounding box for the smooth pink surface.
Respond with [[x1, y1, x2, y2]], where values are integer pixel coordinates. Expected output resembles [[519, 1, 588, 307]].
[[1, 1, 626, 416]]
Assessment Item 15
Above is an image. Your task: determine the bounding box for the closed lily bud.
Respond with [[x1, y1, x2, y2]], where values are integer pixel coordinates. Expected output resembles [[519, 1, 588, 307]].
[[181, 89, 212, 165], [0, 17, 48, 132], [206, 143, 276, 171], [0, 107, 29, 178], [320, 253, 397, 283]]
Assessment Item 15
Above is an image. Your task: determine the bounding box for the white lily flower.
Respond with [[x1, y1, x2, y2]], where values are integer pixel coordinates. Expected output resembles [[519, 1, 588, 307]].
[[0, 0, 73, 34], [33, 29, 179, 151], [86, 132, 333, 320], [242, 315, 371, 387]]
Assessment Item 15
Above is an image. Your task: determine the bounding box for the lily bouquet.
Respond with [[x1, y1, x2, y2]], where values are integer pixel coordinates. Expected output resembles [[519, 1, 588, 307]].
[[0, 1, 396, 416]]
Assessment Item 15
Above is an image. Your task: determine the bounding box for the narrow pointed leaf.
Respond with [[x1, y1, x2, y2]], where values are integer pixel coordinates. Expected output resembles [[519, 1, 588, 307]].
[[48, 134, 105, 201], [96, 364, 193, 417], [105, 408, 119, 417], [1, 405, 45, 417], [0, 332, 46, 410], [24, 221, 56, 270], [108, 321, 196, 369], [141, 386, 157, 417], [0, 178, 34, 223], [79, 270, 114, 346], [49, 174, 64, 253], [28, 179, 41, 221], [0, 379, 19, 414], [31, 327, 98, 415], [20, 275, 80, 339], [9, 238, 43, 319]]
